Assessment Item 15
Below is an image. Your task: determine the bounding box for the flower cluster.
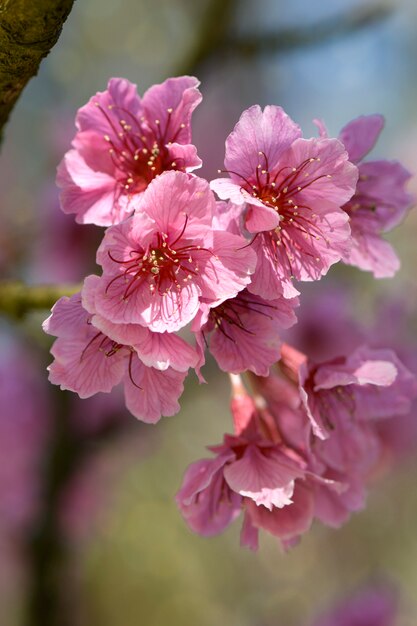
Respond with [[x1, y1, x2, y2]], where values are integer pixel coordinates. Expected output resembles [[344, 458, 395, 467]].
[[44, 75, 415, 549], [177, 348, 416, 550]]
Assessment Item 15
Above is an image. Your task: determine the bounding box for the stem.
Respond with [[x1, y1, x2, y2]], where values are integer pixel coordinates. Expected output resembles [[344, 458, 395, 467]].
[[0, 282, 81, 318], [219, 2, 394, 59], [25, 388, 132, 626], [279, 343, 307, 383], [0, 0, 75, 142]]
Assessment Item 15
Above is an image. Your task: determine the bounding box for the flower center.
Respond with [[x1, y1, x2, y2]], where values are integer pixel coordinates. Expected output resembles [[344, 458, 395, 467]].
[[221, 152, 334, 275], [208, 292, 276, 342], [106, 216, 211, 300], [95, 101, 186, 195], [81, 328, 124, 361], [81, 326, 142, 389]]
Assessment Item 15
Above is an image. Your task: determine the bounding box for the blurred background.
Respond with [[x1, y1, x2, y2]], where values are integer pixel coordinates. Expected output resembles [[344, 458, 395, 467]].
[[1, 0, 417, 624]]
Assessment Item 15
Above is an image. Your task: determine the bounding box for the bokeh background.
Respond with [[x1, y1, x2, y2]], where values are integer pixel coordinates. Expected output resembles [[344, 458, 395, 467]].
[[1, 1, 417, 624]]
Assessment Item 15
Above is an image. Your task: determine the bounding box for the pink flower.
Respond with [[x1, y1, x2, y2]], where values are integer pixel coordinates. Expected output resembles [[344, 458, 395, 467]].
[[0, 336, 50, 534], [176, 433, 310, 549], [310, 582, 398, 626], [296, 345, 417, 440], [59, 427, 152, 542], [287, 286, 364, 362], [321, 115, 414, 277], [193, 289, 298, 376], [29, 185, 99, 284], [43, 292, 191, 423], [249, 371, 365, 530], [88, 171, 256, 333], [57, 76, 202, 226], [211, 105, 357, 298], [248, 347, 415, 534], [176, 382, 312, 550]]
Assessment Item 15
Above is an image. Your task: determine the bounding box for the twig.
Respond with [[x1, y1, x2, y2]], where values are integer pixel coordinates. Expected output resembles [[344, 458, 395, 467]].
[[0, 282, 80, 318], [176, 0, 236, 75], [0, 0, 76, 141], [223, 2, 394, 58]]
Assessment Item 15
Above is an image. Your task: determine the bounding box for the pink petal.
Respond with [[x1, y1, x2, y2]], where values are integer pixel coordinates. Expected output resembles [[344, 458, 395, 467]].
[[167, 142, 202, 172], [357, 160, 413, 230], [240, 512, 259, 551], [76, 78, 143, 134], [176, 453, 234, 505], [223, 444, 303, 509], [314, 478, 366, 528], [123, 357, 186, 423], [136, 170, 215, 236], [248, 483, 314, 540], [343, 227, 401, 278], [281, 137, 358, 207], [131, 330, 199, 372], [338, 114, 385, 163], [142, 76, 202, 145], [57, 149, 120, 226], [245, 202, 281, 233], [197, 230, 256, 305], [208, 292, 297, 377], [43, 293, 87, 338], [353, 360, 397, 387], [49, 335, 126, 398], [210, 178, 247, 205], [224, 105, 302, 182]]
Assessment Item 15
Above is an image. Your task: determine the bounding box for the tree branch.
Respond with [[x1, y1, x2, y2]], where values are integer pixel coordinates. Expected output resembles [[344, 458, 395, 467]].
[[26, 388, 135, 626], [0, 0, 75, 141], [176, 0, 236, 75], [223, 2, 394, 59], [0, 282, 80, 318]]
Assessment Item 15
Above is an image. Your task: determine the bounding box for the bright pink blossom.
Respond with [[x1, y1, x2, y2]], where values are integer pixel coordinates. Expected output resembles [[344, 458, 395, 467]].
[[57, 76, 202, 226], [88, 171, 256, 333], [211, 105, 357, 298], [43, 292, 190, 423], [177, 384, 313, 550]]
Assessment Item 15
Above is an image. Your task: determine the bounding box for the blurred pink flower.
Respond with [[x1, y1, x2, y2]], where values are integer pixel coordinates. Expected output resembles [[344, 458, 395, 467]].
[[29, 185, 100, 284], [57, 76, 202, 226], [0, 335, 50, 534], [317, 114, 414, 277], [296, 345, 416, 440], [309, 583, 398, 626], [59, 425, 156, 542]]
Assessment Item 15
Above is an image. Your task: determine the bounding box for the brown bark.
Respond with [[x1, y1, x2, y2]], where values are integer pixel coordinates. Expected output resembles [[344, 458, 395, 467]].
[[0, 0, 75, 140]]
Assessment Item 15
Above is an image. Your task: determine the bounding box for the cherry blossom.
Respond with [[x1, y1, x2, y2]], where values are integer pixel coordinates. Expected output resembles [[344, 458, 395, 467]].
[[57, 76, 202, 226], [211, 105, 357, 298], [88, 171, 256, 333]]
